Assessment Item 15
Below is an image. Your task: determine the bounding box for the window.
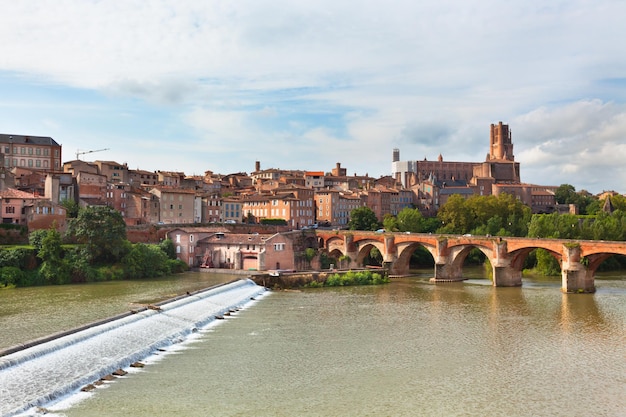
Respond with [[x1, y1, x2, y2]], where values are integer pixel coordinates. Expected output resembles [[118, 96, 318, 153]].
[[274, 243, 285, 251], [176, 234, 181, 243], [5, 206, 15, 214]]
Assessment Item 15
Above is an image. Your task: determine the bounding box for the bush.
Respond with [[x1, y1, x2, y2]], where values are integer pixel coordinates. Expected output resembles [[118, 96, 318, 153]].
[[318, 270, 390, 287], [0, 248, 38, 270], [0, 266, 23, 287]]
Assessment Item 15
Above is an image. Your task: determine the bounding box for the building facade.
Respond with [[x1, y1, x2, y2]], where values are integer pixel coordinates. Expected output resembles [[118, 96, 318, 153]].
[[0, 134, 62, 172]]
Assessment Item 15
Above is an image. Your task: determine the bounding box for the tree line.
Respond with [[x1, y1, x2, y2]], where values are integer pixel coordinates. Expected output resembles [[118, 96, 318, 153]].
[[1, 206, 187, 287]]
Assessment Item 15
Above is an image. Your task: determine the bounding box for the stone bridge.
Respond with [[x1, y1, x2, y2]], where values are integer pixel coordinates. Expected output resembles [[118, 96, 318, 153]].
[[315, 230, 626, 293]]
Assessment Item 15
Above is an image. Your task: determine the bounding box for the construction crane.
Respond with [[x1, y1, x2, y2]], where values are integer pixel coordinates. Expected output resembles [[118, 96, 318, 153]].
[[76, 148, 110, 160]]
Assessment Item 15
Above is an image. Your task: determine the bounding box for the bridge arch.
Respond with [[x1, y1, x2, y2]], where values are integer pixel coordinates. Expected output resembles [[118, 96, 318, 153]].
[[394, 241, 437, 275], [507, 246, 562, 272], [354, 239, 386, 267], [325, 236, 346, 258], [442, 242, 496, 281]]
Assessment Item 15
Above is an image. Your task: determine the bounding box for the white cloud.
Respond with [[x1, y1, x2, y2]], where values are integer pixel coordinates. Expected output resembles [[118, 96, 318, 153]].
[[0, 1, 625, 192]]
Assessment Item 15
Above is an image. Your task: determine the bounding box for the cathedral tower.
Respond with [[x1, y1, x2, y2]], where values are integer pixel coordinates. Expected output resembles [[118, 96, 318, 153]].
[[489, 122, 514, 161]]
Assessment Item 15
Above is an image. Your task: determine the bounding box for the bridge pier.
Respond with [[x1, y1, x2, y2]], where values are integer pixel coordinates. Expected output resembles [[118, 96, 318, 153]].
[[492, 266, 522, 287], [562, 269, 595, 293], [430, 262, 464, 282], [561, 244, 595, 293]]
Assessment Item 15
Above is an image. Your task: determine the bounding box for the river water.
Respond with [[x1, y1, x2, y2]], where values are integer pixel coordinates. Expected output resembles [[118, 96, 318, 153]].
[[1, 270, 625, 417]]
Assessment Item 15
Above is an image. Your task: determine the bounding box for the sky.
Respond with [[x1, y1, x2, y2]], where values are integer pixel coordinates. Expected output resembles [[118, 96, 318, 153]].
[[1, 1, 625, 194]]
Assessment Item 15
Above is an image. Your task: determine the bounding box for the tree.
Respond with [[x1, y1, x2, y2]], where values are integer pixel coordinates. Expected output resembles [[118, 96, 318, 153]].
[[348, 207, 380, 231], [554, 184, 597, 215], [555, 184, 577, 205], [122, 243, 170, 279], [29, 229, 49, 252], [159, 238, 177, 260], [437, 193, 530, 236], [383, 214, 399, 232], [60, 199, 80, 218], [37, 228, 70, 284], [396, 208, 424, 232], [68, 206, 128, 264], [437, 195, 473, 234]]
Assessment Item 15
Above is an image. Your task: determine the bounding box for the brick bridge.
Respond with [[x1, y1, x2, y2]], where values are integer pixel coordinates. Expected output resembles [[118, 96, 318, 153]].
[[315, 230, 626, 293]]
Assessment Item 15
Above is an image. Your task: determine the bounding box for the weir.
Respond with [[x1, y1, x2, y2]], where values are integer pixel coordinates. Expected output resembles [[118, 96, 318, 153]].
[[0, 279, 268, 417]]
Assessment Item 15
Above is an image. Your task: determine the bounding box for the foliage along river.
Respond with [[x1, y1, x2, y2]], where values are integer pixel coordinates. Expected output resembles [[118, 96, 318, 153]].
[[0, 269, 625, 417]]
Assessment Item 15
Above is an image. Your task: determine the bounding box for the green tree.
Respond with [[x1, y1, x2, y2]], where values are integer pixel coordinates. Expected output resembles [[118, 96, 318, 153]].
[[555, 184, 577, 204], [29, 229, 49, 252], [37, 228, 70, 284], [159, 238, 177, 260], [365, 247, 382, 266], [437, 194, 473, 234], [348, 207, 380, 231], [60, 199, 80, 218], [438, 193, 530, 236], [554, 184, 597, 214], [68, 206, 128, 264], [534, 249, 561, 276], [0, 266, 23, 287], [122, 243, 170, 279], [396, 208, 424, 232], [382, 214, 399, 232]]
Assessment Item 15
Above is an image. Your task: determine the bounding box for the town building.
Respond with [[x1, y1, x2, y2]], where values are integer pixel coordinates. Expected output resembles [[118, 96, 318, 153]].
[[315, 189, 364, 227], [222, 197, 243, 223], [149, 186, 196, 224], [128, 169, 159, 187], [393, 122, 557, 213], [167, 228, 300, 271], [25, 200, 67, 232], [76, 171, 108, 207], [44, 172, 76, 204], [0, 134, 62, 172], [0, 188, 42, 224], [94, 161, 129, 183]]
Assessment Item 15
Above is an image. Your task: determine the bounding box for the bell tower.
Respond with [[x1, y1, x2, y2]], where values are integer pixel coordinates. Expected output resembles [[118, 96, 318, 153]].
[[489, 121, 514, 161]]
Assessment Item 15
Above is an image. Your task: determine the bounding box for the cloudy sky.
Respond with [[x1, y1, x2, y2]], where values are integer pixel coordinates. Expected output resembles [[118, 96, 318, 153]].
[[1, 1, 625, 194]]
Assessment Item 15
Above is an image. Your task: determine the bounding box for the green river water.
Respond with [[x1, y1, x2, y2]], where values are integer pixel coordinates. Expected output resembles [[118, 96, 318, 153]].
[[1, 270, 625, 416]]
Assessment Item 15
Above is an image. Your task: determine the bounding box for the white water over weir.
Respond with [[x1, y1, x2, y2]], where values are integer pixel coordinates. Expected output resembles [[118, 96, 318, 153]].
[[0, 279, 267, 417]]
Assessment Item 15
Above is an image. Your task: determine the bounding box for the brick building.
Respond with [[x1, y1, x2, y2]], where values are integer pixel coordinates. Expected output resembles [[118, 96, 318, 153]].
[[167, 228, 298, 270], [149, 186, 196, 224], [0, 134, 62, 172]]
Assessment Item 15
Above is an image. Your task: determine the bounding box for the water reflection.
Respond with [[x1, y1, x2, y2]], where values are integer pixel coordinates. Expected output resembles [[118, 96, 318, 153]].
[[18, 272, 623, 417]]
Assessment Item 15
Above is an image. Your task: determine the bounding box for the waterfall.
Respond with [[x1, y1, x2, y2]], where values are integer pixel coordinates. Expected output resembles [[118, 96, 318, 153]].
[[0, 279, 267, 417]]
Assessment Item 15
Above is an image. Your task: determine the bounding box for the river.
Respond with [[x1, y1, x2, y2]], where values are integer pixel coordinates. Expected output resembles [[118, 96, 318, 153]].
[[1, 270, 625, 416]]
